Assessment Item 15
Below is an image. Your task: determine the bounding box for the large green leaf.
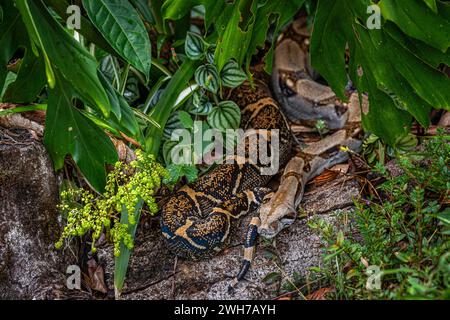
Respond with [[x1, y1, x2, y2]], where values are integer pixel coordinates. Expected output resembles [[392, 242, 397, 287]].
[[0, 72, 16, 100], [245, 0, 306, 72], [310, 0, 450, 145], [83, 0, 151, 79], [385, 23, 450, 68], [145, 59, 199, 155], [44, 71, 118, 192], [352, 24, 433, 129], [98, 71, 141, 140], [422, 0, 438, 13], [0, 1, 29, 91], [214, 0, 258, 71], [379, 0, 450, 52], [2, 50, 46, 103], [162, 0, 199, 21], [310, 0, 363, 99], [44, 0, 117, 56], [14, 0, 110, 116], [0, 1, 46, 103], [215, 0, 305, 71], [162, 0, 226, 30]]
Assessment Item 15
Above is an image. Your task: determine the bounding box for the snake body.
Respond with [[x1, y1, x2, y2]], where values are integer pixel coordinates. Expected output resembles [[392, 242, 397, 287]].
[[160, 17, 361, 270]]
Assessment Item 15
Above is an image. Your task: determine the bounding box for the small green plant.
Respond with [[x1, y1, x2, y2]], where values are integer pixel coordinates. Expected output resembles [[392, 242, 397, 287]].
[[362, 132, 418, 165], [315, 119, 329, 137], [308, 132, 450, 299], [56, 150, 168, 257], [160, 32, 246, 171]]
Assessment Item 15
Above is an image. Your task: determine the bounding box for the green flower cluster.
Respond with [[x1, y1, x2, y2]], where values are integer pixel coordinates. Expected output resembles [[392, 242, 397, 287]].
[[56, 150, 168, 256]]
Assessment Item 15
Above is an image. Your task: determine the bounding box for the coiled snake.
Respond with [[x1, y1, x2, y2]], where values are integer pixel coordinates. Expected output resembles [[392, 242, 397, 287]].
[[160, 17, 363, 285]]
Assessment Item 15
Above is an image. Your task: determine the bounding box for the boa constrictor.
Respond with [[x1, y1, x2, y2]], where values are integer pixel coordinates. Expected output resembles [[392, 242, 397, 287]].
[[160, 16, 363, 284]]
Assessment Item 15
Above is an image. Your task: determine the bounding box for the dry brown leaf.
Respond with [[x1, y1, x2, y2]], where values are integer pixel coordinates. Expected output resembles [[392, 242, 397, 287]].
[[111, 138, 137, 164], [360, 257, 370, 268], [276, 296, 293, 301], [306, 287, 333, 300], [308, 169, 339, 186], [87, 259, 108, 294]]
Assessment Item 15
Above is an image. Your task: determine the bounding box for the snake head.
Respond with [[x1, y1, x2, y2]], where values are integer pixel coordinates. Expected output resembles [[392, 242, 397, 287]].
[[259, 208, 297, 239], [258, 190, 298, 239], [272, 38, 349, 130]]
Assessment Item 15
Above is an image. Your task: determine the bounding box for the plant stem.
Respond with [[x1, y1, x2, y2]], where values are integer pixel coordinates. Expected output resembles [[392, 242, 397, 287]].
[[144, 59, 199, 155], [148, 0, 165, 35], [152, 59, 172, 77], [130, 66, 148, 87], [119, 63, 131, 95]]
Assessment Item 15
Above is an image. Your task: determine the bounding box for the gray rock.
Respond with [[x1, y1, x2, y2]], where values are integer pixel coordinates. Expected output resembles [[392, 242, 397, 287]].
[[385, 160, 404, 178], [0, 127, 71, 299], [97, 174, 360, 300], [302, 178, 359, 214]]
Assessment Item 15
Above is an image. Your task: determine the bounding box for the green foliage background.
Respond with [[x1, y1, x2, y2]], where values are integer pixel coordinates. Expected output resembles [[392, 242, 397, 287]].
[[1, 0, 449, 189]]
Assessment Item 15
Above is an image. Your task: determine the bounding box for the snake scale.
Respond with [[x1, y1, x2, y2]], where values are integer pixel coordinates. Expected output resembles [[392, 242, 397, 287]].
[[160, 16, 362, 283]]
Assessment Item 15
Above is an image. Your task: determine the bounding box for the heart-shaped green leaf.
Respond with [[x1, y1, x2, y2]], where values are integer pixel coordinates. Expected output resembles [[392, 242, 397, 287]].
[[185, 31, 206, 60], [220, 59, 247, 88], [207, 100, 241, 132], [163, 133, 193, 165], [195, 64, 220, 93], [178, 110, 194, 129], [190, 92, 213, 115], [163, 111, 184, 140], [206, 44, 216, 64], [163, 140, 180, 165]]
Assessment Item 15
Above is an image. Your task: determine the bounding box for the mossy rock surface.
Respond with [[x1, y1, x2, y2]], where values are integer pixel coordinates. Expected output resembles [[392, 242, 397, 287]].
[[0, 127, 72, 299]]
